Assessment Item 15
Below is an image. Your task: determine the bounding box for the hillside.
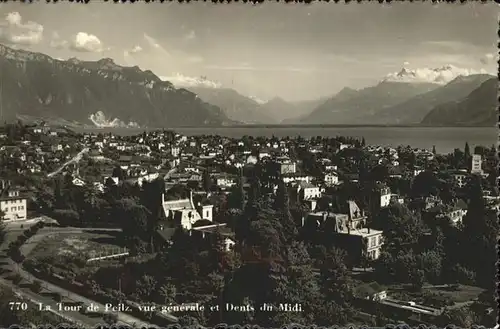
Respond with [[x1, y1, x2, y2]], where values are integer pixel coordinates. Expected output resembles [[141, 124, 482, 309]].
[[275, 97, 329, 124], [421, 78, 497, 127], [301, 81, 439, 124], [187, 87, 275, 124], [369, 74, 494, 124], [0, 44, 232, 127]]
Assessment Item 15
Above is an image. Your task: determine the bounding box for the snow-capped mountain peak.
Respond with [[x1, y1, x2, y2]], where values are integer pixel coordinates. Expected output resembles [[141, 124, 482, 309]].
[[382, 64, 487, 85], [160, 73, 222, 89], [248, 95, 267, 104]]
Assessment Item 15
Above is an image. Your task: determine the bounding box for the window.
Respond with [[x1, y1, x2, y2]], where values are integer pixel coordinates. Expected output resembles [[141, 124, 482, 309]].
[[10, 207, 15, 212]]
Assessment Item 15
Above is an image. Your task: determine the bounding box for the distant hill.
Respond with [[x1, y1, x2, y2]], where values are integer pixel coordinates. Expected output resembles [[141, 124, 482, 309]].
[[301, 81, 439, 124], [187, 87, 277, 124], [0, 44, 232, 127], [279, 97, 330, 124], [188, 88, 325, 124], [421, 78, 497, 127], [369, 74, 494, 124]]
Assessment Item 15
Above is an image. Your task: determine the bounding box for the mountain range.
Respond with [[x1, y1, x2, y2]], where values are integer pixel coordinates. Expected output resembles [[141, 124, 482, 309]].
[[186, 87, 325, 124], [300, 81, 440, 124], [365, 74, 494, 124], [421, 77, 497, 127], [296, 69, 496, 126], [0, 43, 495, 128], [0, 44, 233, 127]]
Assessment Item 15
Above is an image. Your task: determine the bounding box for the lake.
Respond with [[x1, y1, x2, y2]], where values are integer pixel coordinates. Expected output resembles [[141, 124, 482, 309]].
[[76, 126, 497, 155]]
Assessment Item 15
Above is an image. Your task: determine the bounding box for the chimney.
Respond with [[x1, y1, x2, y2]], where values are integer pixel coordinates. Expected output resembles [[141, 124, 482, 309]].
[[368, 227, 371, 234]]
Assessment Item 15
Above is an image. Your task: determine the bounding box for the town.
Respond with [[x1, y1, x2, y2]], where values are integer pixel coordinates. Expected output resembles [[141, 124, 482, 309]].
[[0, 121, 497, 328]]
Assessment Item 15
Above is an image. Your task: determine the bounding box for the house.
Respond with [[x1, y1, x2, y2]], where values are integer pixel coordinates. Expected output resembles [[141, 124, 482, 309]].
[[161, 191, 213, 230], [436, 199, 468, 225], [137, 172, 160, 187], [334, 226, 384, 263], [279, 162, 297, 175], [371, 185, 391, 214], [0, 185, 27, 221], [297, 182, 321, 201], [471, 154, 483, 174], [214, 174, 236, 189], [304, 200, 367, 232], [355, 282, 388, 301], [190, 223, 235, 252], [324, 172, 339, 186], [452, 171, 468, 188], [304, 201, 380, 265], [72, 177, 85, 186], [282, 173, 311, 184]]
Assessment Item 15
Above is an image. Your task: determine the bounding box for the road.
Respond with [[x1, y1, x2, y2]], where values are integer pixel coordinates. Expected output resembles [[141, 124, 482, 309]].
[[0, 277, 105, 327], [47, 147, 89, 178], [164, 167, 177, 180]]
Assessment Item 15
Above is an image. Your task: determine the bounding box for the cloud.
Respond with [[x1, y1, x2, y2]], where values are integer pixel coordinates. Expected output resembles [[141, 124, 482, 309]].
[[480, 52, 496, 65], [184, 30, 196, 41], [420, 40, 475, 52], [69, 32, 105, 53], [49, 31, 68, 49], [383, 64, 488, 84], [0, 12, 43, 46], [160, 73, 222, 89], [187, 55, 204, 64], [130, 45, 143, 54], [123, 45, 143, 62], [204, 63, 318, 73]]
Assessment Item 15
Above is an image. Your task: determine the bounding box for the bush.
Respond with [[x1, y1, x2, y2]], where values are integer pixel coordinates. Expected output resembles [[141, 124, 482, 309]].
[[31, 280, 42, 293], [12, 273, 22, 284], [103, 312, 118, 324], [54, 292, 62, 302]]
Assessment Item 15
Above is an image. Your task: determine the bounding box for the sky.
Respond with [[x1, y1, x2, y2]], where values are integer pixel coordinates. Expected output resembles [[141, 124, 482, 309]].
[[0, 2, 497, 101]]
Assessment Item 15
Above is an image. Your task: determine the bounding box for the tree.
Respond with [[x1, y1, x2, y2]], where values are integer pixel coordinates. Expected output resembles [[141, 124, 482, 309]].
[[111, 166, 126, 180], [31, 280, 42, 293], [411, 171, 440, 198], [141, 178, 166, 251], [202, 170, 212, 192], [135, 274, 157, 299], [273, 181, 298, 241], [380, 203, 424, 255], [0, 218, 5, 245], [417, 250, 442, 284], [159, 282, 177, 305], [317, 247, 355, 325], [461, 175, 497, 289], [464, 142, 471, 167], [409, 268, 425, 291], [438, 307, 478, 328]]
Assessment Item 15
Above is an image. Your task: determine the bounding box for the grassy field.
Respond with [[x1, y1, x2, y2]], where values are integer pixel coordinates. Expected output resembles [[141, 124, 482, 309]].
[[27, 232, 125, 266], [386, 283, 485, 308], [425, 284, 485, 303]]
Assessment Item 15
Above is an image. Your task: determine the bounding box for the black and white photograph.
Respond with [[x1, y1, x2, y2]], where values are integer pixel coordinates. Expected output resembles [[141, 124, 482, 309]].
[[0, 2, 497, 328]]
